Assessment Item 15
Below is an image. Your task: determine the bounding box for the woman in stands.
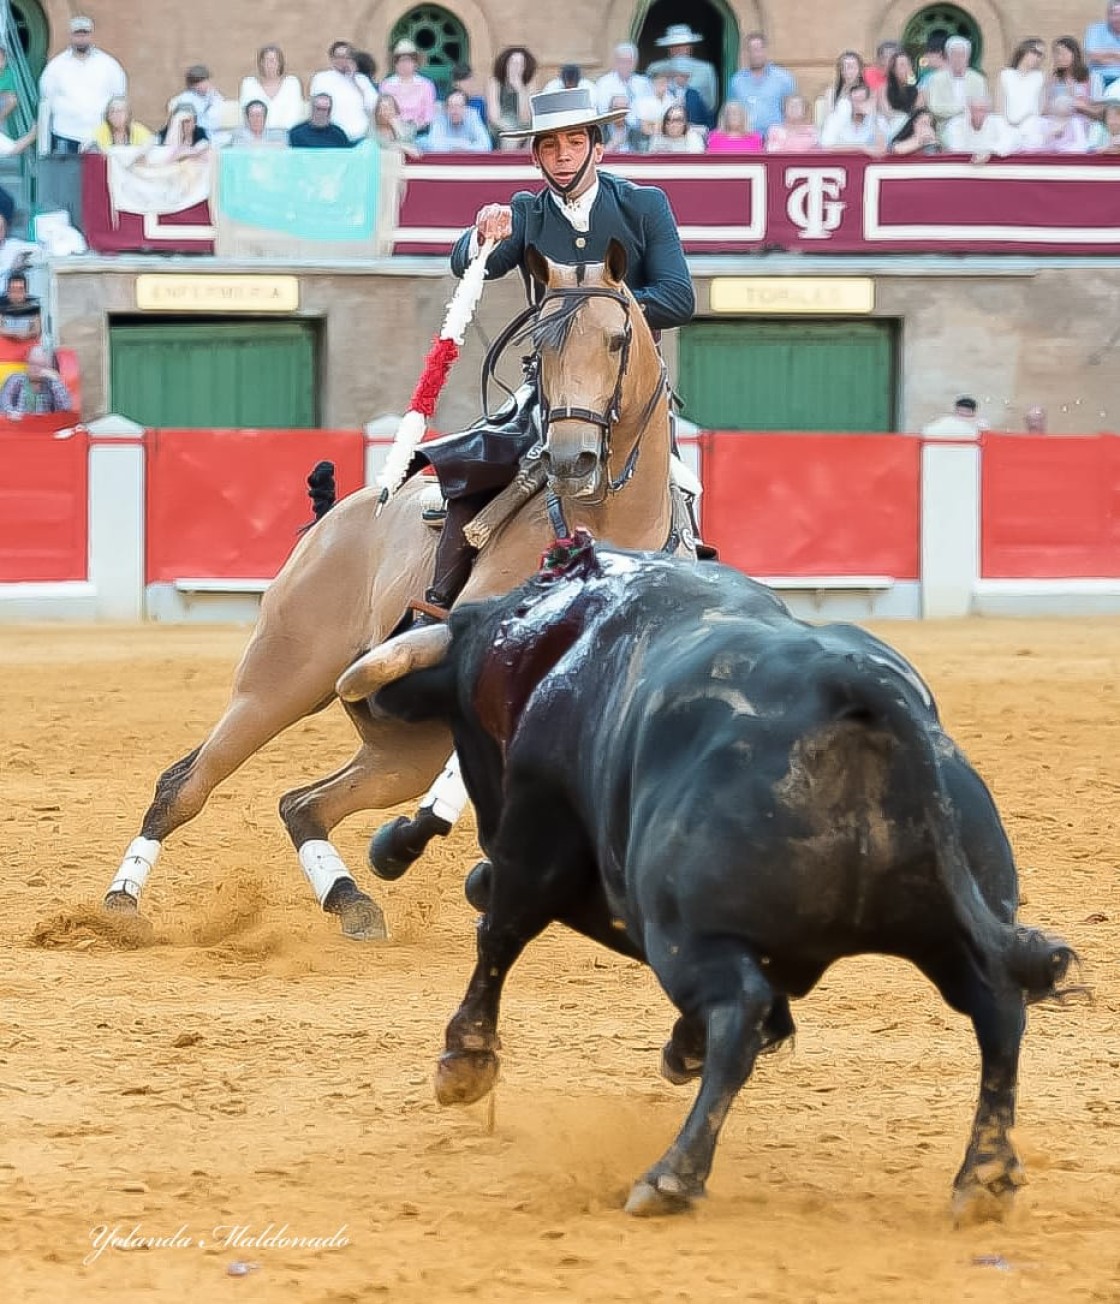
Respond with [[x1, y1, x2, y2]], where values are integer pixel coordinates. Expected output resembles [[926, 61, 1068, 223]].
[[372, 93, 421, 159], [706, 100, 763, 152], [155, 104, 210, 159], [819, 50, 866, 124], [650, 103, 706, 153], [1045, 36, 1093, 114], [486, 46, 536, 149], [1090, 101, 1120, 151], [889, 106, 942, 154], [85, 95, 152, 150], [879, 49, 923, 135], [765, 94, 820, 151], [239, 44, 305, 131]]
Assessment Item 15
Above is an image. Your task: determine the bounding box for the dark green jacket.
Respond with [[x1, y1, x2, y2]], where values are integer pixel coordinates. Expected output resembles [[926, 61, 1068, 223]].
[[450, 170, 695, 332]]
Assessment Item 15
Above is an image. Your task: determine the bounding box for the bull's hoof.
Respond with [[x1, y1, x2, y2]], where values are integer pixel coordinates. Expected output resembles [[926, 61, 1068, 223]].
[[624, 1171, 702, 1217], [322, 878, 388, 942], [369, 808, 452, 881], [103, 889, 139, 915], [659, 1040, 703, 1086], [464, 860, 492, 912], [434, 1049, 499, 1106], [952, 1162, 1025, 1227]]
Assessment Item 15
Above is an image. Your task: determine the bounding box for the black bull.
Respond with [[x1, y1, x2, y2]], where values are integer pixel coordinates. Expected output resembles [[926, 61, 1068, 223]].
[[343, 543, 1076, 1219]]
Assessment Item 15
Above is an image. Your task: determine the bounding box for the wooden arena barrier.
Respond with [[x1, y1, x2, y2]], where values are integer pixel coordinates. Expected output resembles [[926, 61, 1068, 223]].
[[0, 423, 88, 582]]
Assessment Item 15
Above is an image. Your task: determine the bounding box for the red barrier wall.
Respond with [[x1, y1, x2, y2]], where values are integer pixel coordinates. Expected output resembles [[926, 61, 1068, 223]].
[[981, 434, 1120, 578], [145, 429, 365, 583], [0, 425, 88, 581], [701, 432, 921, 578]]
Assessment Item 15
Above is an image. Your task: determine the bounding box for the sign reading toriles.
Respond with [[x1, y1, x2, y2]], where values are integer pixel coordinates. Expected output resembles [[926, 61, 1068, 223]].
[[135, 276, 300, 313], [709, 277, 875, 315]]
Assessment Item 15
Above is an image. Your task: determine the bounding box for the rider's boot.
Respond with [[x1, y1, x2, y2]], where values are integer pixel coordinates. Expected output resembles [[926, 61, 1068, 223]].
[[410, 497, 479, 626]]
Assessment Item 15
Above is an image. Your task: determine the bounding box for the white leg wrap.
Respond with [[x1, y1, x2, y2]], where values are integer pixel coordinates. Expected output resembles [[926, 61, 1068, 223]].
[[298, 840, 351, 906], [419, 753, 469, 827], [107, 837, 161, 900]]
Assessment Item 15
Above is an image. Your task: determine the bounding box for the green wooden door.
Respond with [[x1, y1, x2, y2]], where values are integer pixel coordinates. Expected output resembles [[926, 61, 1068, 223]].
[[109, 320, 318, 428], [678, 319, 897, 432]]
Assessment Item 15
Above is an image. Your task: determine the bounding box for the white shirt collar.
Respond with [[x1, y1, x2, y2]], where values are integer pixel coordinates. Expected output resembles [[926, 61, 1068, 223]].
[[549, 177, 599, 232]]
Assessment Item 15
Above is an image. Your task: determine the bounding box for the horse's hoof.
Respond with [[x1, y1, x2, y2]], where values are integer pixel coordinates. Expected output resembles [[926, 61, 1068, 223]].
[[434, 1049, 499, 1106], [624, 1172, 701, 1218], [660, 1041, 703, 1086], [103, 889, 139, 915], [369, 807, 451, 881], [463, 860, 492, 912], [323, 879, 388, 942]]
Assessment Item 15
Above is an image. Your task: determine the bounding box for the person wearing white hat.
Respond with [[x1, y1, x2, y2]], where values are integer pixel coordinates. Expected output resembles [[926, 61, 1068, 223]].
[[38, 16, 127, 154], [655, 22, 718, 114], [380, 39, 437, 134], [408, 86, 697, 619]]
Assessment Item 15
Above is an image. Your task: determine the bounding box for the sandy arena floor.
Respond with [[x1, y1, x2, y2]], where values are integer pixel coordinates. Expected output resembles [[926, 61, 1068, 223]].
[[1, 617, 1118, 1303]]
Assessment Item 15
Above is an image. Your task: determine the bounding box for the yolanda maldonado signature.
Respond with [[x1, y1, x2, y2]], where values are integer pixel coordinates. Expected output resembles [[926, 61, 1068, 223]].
[[84, 1222, 350, 1266]]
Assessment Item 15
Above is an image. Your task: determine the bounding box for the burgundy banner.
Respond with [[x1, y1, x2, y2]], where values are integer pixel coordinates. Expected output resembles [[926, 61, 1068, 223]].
[[394, 153, 1120, 257], [81, 153, 215, 255]]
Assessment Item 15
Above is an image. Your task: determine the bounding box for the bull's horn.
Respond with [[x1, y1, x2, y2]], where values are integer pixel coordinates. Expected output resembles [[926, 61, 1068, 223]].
[[336, 623, 452, 702]]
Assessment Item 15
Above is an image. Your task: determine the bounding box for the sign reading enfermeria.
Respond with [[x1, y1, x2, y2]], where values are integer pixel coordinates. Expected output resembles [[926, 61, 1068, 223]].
[[135, 276, 300, 313]]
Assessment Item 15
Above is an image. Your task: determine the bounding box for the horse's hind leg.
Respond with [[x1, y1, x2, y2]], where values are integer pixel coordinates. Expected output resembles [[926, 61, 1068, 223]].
[[105, 686, 331, 914], [279, 711, 451, 941]]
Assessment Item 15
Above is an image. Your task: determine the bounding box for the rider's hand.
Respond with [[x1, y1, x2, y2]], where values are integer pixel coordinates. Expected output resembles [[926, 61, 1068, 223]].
[[476, 203, 513, 244]]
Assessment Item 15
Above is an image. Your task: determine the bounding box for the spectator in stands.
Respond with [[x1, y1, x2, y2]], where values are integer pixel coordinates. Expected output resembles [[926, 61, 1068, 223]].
[[649, 103, 706, 153], [487, 47, 536, 148], [229, 99, 288, 147], [0, 119, 38, 160], [310, 41, 377, 142], [707, 100, 763, 151], [1023, 95, 1092, 152], [917, 30, 949, 88], [353, 52, 377, 82], [820, 50, 866, 124], [889, 106, 942, 154], [83, 95, 151, 150], [943, 95, 1015, 158], [422, 90, 491, 152], [922, 395, 981, 439], [880, 50, 923, 135], [999, 39, 1046, 132], [0, 213, 33, 286], [656, 23, 718, 117], [0, 271, 41, 354], [765, 94, 820, 151], [1045, 37, 1093, 114], [542, 64, 596, 95], [1089, 99, 1120, 148], [39, 16, 127, 154], [927, 35, 987, 134], [595, 42, 650, 116], [0, 345, 73, 419], [155, 103, 210, 158], [0, 45, 19, 137], [1085, 2, 1120, 91], [1025, 405, 1047, 433], [289, 92, 352, 148], [730, 32, 796, 137], [380, 40, 437, 136], [601, 93, 640, 152], [667, 65, 714, 129], [174, 65, 225, 136], [239, 44, 305, 132], [634, 63, 680, 150], [864, 39, 901, 93], [820, 83, 888, 152], [450, 62, 487, 124], [372, 93, 421, 157]]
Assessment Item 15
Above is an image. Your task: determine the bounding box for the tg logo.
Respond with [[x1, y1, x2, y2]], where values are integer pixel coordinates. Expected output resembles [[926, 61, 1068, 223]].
[[784, 167, 849, 240]]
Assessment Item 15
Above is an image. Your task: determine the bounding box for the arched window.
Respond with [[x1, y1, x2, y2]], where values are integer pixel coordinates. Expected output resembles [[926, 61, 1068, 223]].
[[389, 5, 468, 98], [903, 4, 983, 70], [632, 0, 741, 101], [8, 0, 49, 80]]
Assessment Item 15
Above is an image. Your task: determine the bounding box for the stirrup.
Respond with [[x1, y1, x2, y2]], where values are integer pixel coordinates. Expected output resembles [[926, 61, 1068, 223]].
[[422, 505, 448, 527]]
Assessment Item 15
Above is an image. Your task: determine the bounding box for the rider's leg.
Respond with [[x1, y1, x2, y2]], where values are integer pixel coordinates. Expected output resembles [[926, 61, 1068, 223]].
[[419, 491, 489, 618]]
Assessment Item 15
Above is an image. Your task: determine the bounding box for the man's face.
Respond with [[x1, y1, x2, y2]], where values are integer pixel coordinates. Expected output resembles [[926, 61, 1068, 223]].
[[534, 129, 601, 192], [1110, 3, 1120, 36], [613, 49, 635, 77], [968, 100, 989, 128], [948, 46, 969, 75], [71, 28, 92, 54], [27, 353, 46, 379], [7, 278, 26, 304], [747, 38, 767, 70], [396, 55, 417, 77], [330, 46, 351, 74], [668, 44, 691, 58], [246, 104, 266, 133], [850, 88, 870, 120], [310, 96, 332, 125], [446, 92, 466, 125]]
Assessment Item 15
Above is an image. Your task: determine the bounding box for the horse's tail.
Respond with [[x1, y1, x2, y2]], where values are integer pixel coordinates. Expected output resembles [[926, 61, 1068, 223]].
[[300, 460, 337, 533]]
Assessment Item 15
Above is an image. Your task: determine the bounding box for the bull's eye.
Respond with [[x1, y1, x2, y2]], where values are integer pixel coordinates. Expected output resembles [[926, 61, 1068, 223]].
[[608, 331, 627, 353]]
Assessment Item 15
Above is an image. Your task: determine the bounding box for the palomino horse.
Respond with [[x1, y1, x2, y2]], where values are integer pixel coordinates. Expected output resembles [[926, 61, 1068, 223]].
[[105, 242, 690, 940]]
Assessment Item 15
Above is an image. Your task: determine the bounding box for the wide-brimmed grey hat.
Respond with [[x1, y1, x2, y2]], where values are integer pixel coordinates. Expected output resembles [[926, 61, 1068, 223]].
[[656, 24, 704, 46], [501, 87, 628, 140]]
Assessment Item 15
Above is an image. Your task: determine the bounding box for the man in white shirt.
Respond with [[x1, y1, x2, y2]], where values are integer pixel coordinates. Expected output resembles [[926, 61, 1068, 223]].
[[820, 84, 888, 152], [922, 395, 983, 439], [309, 40, 377, 143], [943, 96, 1016, 158], [39, 15, 127, 154], [595, 43, 651, 120], [172, 65, 226, 137]]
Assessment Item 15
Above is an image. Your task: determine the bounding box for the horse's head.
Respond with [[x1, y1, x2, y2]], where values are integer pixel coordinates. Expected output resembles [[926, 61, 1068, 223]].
[[525, 241, 656, 501]]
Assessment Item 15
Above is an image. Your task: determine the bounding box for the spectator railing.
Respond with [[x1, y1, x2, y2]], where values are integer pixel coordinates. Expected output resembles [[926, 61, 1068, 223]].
[[0, 0, 38, 213]]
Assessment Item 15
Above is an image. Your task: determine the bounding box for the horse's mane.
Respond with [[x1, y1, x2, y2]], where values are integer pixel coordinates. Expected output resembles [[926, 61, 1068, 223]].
[[515, 268, 631, 354]]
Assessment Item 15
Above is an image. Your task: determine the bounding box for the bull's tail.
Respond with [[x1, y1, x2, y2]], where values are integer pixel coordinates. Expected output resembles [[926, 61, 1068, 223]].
[[298, 460, 337, 535], [827, 656, 1076, 1002]]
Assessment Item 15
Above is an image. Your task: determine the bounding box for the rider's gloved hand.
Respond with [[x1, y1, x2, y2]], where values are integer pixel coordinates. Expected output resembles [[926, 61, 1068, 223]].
[[475, 204, 514, 243]]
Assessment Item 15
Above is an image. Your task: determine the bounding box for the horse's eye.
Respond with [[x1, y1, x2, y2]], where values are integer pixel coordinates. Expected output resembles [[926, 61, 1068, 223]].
[[608, 331, 626, 353]]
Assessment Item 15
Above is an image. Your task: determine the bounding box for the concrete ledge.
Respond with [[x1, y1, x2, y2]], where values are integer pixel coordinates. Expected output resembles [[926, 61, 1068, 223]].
[[972, 578, 1120, 616], [147, 583, 263, 623], [765, 580, 920, 621], [757, 575, 894, 592], [0, 581, 98, 620], [174, 578, 271, 594]]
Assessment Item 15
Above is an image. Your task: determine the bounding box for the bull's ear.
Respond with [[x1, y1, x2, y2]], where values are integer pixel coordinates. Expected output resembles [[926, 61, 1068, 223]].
[[604, 238, 628, 285], [525, 244, 551, 287]]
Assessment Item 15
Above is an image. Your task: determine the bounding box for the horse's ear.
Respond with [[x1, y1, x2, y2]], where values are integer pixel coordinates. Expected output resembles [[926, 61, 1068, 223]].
[[603, 238, 628, 285], [525, 244, 551, 287]]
